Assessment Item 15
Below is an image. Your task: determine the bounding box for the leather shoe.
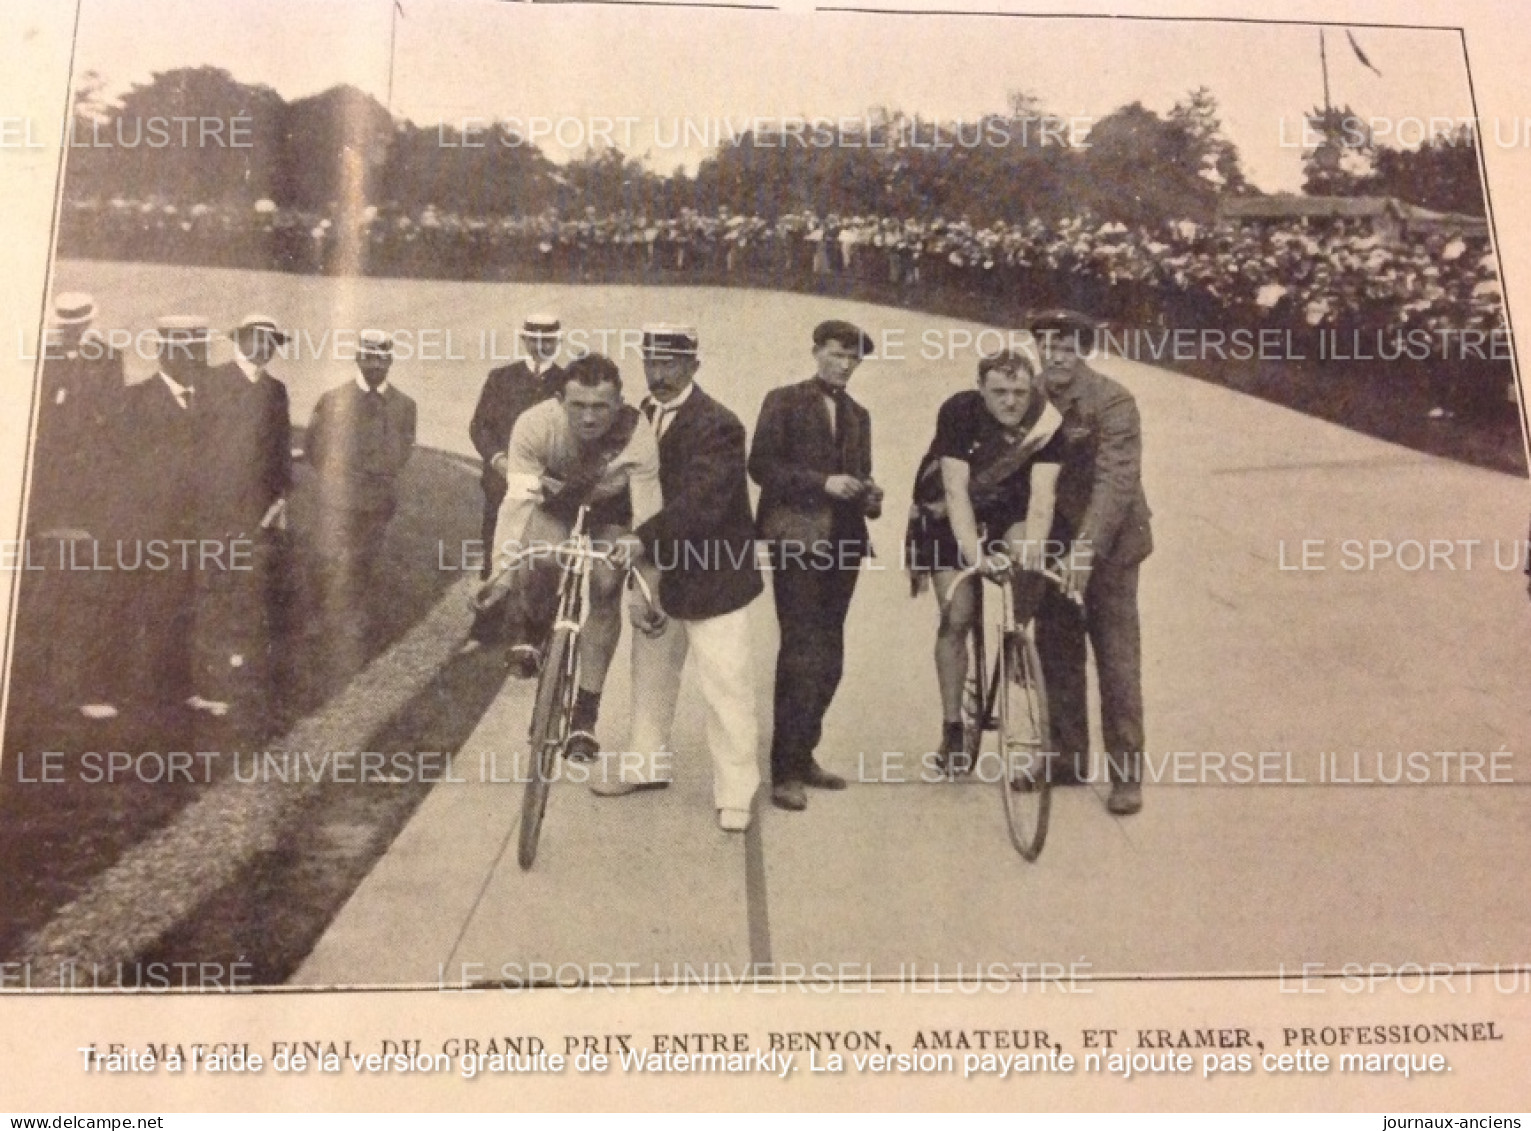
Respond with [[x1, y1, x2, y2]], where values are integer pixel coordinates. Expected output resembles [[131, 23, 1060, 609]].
[[800, 762, 846, 790], [590, 778, 670, 797], [771, 781, 807, 811], [564, 730, 600, 764], [506, 645, 541, 680], [1107, 781, 1143, 815]]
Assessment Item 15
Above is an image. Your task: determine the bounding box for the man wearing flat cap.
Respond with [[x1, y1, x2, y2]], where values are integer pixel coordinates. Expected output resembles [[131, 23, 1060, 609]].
[[1028, 309, 1153, 816], [22, 293, 125, 718], [110, 315, 215, 721], [464, 313, 565, 651], [306, 330, 417, 679], [194, 314, 295, 732], [590, 325, 764, 832], [750, 319, 883, 812]]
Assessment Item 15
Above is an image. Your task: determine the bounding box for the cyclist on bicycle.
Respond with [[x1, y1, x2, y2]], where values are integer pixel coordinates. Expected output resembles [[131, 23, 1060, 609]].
[[905, 345, 1064, 772], [479, 352, 663, 762]]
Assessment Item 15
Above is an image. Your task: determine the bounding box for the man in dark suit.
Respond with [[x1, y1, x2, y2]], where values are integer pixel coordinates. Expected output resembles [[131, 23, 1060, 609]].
[[306, 330, 417, 678], [1029, 310, 1154, 816], [194, 314, 294, 734], [109, 316, 214, 722], [589, 325, 764, 832], [749, 319, 883, 812], [464, 313, 565, 649], [24, 293, 125, 719]]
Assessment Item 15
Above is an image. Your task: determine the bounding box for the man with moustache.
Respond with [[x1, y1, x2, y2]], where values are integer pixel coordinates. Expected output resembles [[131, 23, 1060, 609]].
[[463, 313, 565, 652], [306, 330, 417, 679], [111, 316, 215, 723], [1029, 309, 1153, 816], [750, 319, 883, 812], [25, 293, 125, 719], [588, 326, 764, 833], [195, 314, 294, 733]]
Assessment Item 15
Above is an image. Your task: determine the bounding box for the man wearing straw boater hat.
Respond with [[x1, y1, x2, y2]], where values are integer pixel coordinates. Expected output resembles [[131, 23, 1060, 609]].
[[111, 314, 217, 723], [463, 312, 565, 652], [306, 330, 417, 679], [588, 325, 764, 833], [195, 314, 295, 734], [22, 293, 125, 719]]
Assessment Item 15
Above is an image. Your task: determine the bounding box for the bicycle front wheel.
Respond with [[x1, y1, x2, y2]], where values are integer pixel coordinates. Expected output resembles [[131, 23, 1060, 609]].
[[518, 626, 574, 870], [999, 627, 1051, 861], [960, 612, 990, 770]]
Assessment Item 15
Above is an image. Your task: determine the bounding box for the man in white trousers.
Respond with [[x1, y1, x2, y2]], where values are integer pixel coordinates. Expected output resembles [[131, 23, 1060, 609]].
[[591, 325, 765, 832]]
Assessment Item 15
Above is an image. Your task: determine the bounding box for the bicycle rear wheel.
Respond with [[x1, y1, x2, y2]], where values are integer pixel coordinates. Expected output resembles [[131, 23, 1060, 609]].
[[518, 626, 574, 870], [999, 627, 1051, 861]]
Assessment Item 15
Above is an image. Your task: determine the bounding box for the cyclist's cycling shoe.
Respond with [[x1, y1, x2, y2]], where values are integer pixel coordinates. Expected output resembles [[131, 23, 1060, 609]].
[[934, 721, 972, 777], [565, 730, 600, 764], [506, 644, 541, 679]]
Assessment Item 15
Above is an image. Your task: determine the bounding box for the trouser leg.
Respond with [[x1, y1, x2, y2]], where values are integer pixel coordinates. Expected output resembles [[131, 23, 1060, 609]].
[[1035, 581, 1090, 781], [769, 558, 858, 783], [614, 613, 687, 785], [686, 608, 762, 811], [1086, 561, 1144, 784]]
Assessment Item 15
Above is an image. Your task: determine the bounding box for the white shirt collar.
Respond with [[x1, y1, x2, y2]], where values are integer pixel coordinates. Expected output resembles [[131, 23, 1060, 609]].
[[234, 350, 264, 383], [157, 370, 193, 407], [647, 381, 696, 414], [356, 374, 391, 395]]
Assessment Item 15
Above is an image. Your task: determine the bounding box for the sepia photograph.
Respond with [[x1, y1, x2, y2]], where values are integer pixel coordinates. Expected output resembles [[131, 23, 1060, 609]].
[[1, 0, 1528, 1113]]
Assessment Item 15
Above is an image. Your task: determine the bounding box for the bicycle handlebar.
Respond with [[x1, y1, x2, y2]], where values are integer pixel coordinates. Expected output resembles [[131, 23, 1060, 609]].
[[470, 541, 659, 614], [940, 560, 1083, 614]]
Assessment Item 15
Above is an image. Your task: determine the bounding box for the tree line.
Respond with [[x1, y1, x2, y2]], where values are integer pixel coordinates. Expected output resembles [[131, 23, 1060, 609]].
[[62, 66, 1486, 225]]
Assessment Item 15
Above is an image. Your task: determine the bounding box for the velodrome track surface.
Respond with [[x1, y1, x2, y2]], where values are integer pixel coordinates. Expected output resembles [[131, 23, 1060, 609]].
[[48, 260, 1531, 982]]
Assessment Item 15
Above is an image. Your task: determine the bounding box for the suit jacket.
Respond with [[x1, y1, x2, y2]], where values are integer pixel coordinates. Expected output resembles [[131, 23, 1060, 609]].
[[108, 373, 202, 544], [634, 384, 763, 620], [1048, 365, 1153, 567], [748, 377, 876, 560], [468, 360, 563, 494], [306, 380, 417, 516], [200, 360, 292, 535], [30, 337, 123, 532]]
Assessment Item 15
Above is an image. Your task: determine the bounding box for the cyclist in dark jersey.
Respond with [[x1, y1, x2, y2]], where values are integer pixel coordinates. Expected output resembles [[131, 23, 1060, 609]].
[[906, 347, 1065, 771]]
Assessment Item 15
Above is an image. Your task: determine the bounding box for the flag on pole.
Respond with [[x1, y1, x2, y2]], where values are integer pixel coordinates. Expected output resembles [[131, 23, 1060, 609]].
[[395, 1, 406, 15], [1346, 30, 1381, 76]]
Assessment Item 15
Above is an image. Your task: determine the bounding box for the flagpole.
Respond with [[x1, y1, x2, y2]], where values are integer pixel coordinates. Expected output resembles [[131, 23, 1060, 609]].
[[1319, 28, 1331, 113], [386, 1, 399, 115]]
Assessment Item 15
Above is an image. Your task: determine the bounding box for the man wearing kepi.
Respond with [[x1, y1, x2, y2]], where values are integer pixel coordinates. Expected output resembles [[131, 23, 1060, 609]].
[[1028, 309, 1153, 816], [750, 319, 882, 812], [464, 313, 565, 651], [479, 352, 660, 762], [590, 326, 764, 833], [306, 330, 417, 677], [196, 314, 294, 732]]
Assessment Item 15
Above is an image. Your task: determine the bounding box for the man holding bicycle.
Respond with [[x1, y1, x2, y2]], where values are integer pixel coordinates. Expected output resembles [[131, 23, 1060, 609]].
[[481, 352, 662, 763], [1029, 309, 1153, 816], [906, 347, 1065, 774]]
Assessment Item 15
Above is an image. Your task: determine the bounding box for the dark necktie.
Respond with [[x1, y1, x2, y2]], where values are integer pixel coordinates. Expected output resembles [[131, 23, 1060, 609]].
[[644, 397, 671, 441], [817, 381, 849, 472]]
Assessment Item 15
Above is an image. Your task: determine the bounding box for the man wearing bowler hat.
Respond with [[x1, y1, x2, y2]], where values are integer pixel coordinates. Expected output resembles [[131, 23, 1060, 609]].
[[23, 293, 125, 719], [306, 330, 417, 678], [750, 319, 883, 812], [464, 313, 565, 651], [589, 325, 764, 832], [1028, 309, 1153, 816], [195, 314, 295, 733]]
